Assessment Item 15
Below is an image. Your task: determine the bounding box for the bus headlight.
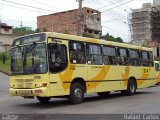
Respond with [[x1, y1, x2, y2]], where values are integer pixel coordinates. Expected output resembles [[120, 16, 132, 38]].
[[39, 83, 48, 87]]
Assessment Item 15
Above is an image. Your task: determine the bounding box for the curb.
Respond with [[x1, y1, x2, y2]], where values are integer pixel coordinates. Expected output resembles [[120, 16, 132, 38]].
[[0, 71, 10, 76]]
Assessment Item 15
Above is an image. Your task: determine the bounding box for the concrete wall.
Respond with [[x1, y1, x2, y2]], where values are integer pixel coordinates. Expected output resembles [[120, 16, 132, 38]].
[[153, 0, 160, 6], [0, 34, 20, 52], [0, 28, 13, 35]]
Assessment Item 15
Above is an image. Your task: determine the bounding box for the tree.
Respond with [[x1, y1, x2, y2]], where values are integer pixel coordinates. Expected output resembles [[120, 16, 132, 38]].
[[101, 33, 123, 43], [13, 27, 35, 35], [82, 33, 95, 38], [115, 37, 123, 43], [35, 28, 40, 33]]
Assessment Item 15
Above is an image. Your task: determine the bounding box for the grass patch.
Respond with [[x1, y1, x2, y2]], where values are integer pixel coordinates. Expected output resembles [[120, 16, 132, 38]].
[[0, 52, 11, 75]]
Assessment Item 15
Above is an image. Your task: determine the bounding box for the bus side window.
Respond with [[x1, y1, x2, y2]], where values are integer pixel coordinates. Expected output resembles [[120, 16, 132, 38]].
[[117, 48, 129, 66], [69, 41, 85, 64], [149, 52, 154, 67], [141, 51, 153, 67], [155, 63, 160, 71], [103, 46, 117, 65], [86, 44, 102, 65], [129, 49, 140, 66]]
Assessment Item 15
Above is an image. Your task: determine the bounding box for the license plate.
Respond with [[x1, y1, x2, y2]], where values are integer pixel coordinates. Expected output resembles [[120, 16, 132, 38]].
[[18, 90, 31, 96]]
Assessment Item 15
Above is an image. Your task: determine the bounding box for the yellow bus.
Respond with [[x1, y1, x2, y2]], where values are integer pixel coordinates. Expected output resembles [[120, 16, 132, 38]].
[[9, 32, 156, 104], [154, 61, 160, 84]]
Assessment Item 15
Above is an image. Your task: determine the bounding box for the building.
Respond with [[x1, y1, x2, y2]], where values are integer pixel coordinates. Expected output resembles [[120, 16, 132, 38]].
[[37, 7, 102, 38], [0, 23, 13, 35], [130, 0, 160, 56], [0, 23, 19, 52]]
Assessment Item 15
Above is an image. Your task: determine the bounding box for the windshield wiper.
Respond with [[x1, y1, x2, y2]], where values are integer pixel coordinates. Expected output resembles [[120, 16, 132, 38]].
[[27, 42, 37, 53]]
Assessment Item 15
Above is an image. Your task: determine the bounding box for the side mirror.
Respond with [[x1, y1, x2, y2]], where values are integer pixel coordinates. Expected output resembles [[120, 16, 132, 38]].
[[155, 63, 160, 71]]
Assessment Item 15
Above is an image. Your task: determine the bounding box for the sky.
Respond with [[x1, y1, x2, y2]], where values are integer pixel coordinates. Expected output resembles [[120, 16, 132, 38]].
[[0, 0, 153, 42]]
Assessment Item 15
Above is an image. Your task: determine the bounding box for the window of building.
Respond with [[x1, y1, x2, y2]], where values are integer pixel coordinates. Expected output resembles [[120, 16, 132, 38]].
[[94, 31, 99, 34], [4, 28, 9, 32], [69, 41, 85, 64], [103, 46, 117, 65], [86, 44, 102, 65], [117, 48, 129, 66]]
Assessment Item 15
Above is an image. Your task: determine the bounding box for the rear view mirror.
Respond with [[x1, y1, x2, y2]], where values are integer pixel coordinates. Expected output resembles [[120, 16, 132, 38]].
[[155, 63, 160, 71], [2, 53, 6, 64]]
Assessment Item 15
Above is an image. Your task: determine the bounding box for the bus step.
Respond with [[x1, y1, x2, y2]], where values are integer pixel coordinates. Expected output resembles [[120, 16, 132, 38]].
[[23, 96, 34, 99]]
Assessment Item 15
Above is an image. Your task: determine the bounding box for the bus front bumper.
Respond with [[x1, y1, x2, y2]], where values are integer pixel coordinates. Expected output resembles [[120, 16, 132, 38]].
[[9, 87, 48, 97]]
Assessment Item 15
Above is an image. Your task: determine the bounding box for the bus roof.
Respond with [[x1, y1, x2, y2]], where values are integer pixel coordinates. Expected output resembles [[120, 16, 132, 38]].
[[12, 32, 152, 51], [46, 32, 152, 51]]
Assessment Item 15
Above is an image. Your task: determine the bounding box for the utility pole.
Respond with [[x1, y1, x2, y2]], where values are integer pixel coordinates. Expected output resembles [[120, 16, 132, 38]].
[[77, 0, 83, 36], [0, 20, 1, 34], [20, 21, 23, 34]]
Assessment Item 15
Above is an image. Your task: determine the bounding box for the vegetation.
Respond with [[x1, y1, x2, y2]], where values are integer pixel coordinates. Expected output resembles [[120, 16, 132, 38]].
[[101, 33, 123, 43], [0, 52, 11, 75], [82, 33, 95, 38], [82, 33, 123, 43], [13, 27, 35, 35]]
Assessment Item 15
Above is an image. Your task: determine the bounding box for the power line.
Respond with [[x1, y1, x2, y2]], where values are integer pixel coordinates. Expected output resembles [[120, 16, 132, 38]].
[[0, 2, 46, 13], [103, 25, 128, 37], [89, 0, 126, 18], [31, 0, 65, 11], [96, 0, 123, 10], [102, 18, 121, 23], [86, 0, 100, 6], [84, 0, 127, 23], [108, 0, 131, 12], [85, 20, 128, 37], [102, 0, 134, 12], [0, 0, 57, 13]]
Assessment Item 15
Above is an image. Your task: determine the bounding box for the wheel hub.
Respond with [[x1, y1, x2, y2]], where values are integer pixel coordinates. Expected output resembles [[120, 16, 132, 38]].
[[74, 88, 82, 98], [130, 84, 135, 93]]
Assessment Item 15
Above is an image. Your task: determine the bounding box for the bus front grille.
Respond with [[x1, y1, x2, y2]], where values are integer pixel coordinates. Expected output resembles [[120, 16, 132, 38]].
[[15, 79, 34, 89]]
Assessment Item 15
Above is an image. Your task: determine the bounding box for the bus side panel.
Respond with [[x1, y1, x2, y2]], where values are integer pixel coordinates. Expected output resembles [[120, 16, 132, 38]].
[[87, 65, 104, 93], [102, 66, 122, 92], [48, 64, 88, 96], [136, 67, 156, 88]]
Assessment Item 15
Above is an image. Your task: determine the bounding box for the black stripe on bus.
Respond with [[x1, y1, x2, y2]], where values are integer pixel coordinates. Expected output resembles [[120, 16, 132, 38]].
[[63, 78, 155, 83], [137, 78, 155, 81], [50, 82, 57, 84]]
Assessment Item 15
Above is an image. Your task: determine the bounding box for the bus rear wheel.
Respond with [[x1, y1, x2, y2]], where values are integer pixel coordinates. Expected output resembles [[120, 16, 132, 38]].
[[121, 79, 137, 96], [37, 97, 51, 103], [69, 82, 84, 104], [97, 91, 110, 97]]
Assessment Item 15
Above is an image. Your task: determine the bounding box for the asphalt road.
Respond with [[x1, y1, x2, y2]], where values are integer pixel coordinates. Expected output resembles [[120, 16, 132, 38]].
[[0, 72, 160, 114]]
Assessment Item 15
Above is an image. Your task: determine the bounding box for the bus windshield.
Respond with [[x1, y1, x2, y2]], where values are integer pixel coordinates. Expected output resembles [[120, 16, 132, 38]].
[[11, 43, 47, 75]]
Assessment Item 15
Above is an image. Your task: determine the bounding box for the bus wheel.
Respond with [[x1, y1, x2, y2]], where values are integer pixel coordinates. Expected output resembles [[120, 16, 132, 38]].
[[37, 97, 51, 103], [97, 91, 110, 97], [69, 82, 84, 104], [121, 79, 137, 96]]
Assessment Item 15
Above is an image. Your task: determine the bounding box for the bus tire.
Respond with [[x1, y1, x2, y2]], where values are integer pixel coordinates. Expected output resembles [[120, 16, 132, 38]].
[[69, 82, 84, 104], [97, 91, 110, 97], [37, 97, 51, 103], [121, 79, 137, 96]]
